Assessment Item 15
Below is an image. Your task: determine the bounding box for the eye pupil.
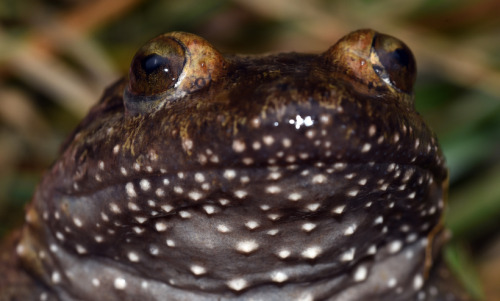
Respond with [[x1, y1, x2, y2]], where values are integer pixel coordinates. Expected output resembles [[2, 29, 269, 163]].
[[392, 48, 410, 68], [372, 34, 416, 93], [142, 54, 170, 75]]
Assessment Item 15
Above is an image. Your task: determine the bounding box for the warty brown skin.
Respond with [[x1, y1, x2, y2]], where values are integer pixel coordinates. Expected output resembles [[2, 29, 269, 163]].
[[0, 30, 470, 300]]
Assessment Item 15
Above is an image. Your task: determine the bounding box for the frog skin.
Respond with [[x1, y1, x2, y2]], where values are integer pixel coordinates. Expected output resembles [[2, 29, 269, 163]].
[[0, 29, 470, 301]]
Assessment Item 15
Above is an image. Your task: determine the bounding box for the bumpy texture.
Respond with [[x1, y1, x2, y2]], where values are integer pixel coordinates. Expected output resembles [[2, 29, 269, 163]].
[[0, 30, 470, 300]]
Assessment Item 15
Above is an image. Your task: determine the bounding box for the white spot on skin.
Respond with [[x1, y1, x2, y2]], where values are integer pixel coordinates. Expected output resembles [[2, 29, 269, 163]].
[[51, 272, 61, 284], [188, 191, 203, 201], [251, 117, 261, 128], [234, 190, 247, 199], [149, 245, 159, 255], [125, 182, 137, 198], [333, 162, 347, 170], [113, 144, 120, 154], [361, 143, 371, 153], [340, 248, 356, 261], [232, 140, 246, 152], [155, 221, 168, 232], [159, 205, 173, 214], [73, 217, 83, 227], [267, 229, 279, 236], [128, 202, 140, 211], [374, 216, 384, 224], [194, 173, 205, 183], [268, 172, 282, 180], [302, 222, 317, 232], [120, 167, 127, 176], [236, 240, 259, 254], [301, 246, 321, 259], [306, 203, 320, 211], [332, 205, 345, 214], [388, 240, 403, 254], [227, 278, 248, 291], [347, 189, 359, 197], [109, 203, 121, 214], [379, 183, 389, 191], [166, 239, 176, 247], [266, 185, 281, 194], [344, 224, 357, 236], [306, 130, 315, 139], [353, 265, 368, 282], [243, 157, 254, 165], [345, 173, 355, 179], [277, 249, 291, 259], [219, 199, 229, 206], [388, 278, 397, 288], [92, 278, 100, 287], [368, 125, 376, 137], [156, 188, 165, 197], [413, 274, 423, 290], [367, 245, 377, 255], [203, 205, 217, 215], [190, 265, 207, 276], [288, 192, 302, 201], [271, 271, 288, 283], [268, 213, 280, 221], [312, 174, 327, 184], [245, 220, 259, 230], [282, 138, 292, 148], [114, 278, 127, 290], [76, 245, 87, 254], [224, 169, 236, 180], [263, 135, 275, 145], [217, 224, 230, 233], [139, 179, 151, 191], [179, 211, 192, 218], [128, 252, 140, 262], [133, 227, 144, 234], [49, 244, 58, 253]]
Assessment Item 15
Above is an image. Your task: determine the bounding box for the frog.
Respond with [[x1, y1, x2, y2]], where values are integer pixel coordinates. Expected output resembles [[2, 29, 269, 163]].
[[0, 29, 470, 300]]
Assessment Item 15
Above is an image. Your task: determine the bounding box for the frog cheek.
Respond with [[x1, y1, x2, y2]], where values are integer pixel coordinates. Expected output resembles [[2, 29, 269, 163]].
[[370, 33, 417, 93]]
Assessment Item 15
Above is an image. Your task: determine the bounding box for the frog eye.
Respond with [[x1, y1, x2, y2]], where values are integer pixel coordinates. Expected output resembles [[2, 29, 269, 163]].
[[124, 32, 226, 115], [371, 33, 416, 93], [128, 36, 185, 96]]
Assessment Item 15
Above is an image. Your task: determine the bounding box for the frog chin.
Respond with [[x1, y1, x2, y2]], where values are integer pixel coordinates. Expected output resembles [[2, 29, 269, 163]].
[[27, 155, 444, 298]]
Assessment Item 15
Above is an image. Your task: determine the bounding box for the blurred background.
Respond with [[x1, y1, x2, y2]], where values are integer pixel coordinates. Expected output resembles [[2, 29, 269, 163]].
[[0, 0, 499, 299]]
